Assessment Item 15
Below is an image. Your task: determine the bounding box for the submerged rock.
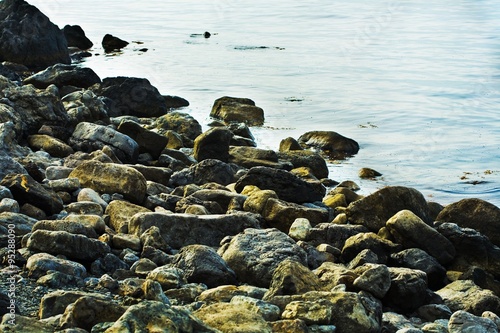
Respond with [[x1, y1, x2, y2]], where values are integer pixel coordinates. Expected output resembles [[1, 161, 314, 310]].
[[102, 33, 129, 52], [62, 24, 93, 50]]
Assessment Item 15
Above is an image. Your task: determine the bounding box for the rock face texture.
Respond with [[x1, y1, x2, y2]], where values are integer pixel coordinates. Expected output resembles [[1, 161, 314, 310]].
[[0, 0, 71, 69]]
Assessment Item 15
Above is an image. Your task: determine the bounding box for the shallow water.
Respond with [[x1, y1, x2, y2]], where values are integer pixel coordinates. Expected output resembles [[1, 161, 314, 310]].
[[29, 0, 500, 207]]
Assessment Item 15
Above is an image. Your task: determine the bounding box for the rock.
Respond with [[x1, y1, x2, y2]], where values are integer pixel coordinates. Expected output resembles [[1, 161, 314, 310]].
[[102, 33, 129, 52], [277, 150, 329, 179], [140, 226, 172, 253], [156, 111, 202, 144], [416, 303, 453, 322], [69, 160, 147, 204], [289, 218, 313, 241], [172, 244, 236, 288], [341, 232, 401, 264], [0, 197, 19, 213], [243, 188, 278, 215], [353, 263, 391, 298], [210, 96, 265, 126], [0, 212, 36, 236], [279, 137, 303, 152], [262, 198, 330, 232], [282, 299, 333, 325], [194, 302, 271, 333], [448, 310, 498, 333], [164, 95, 190, 109], [45, 166, 74, 180], [188, 189, 247, 213], [382, 267, 429, 313], [0, 0, 70, 69], [26, 252, 87, 279], [436, 280, 500, 316], [27, 230, 110, 261], [146, 266, 186, 290], [0, 314, 55, 332], [32, 219, 98, 238], [190, 159, 236, 186], [46, 177, 80, 193], [0, 83, 70, 140], [264, 259, 321, 299], [229, 146, 290, 169], [132, 165, 173, 187], [129, 212, 261, 249], [359, 167, 382, 179], [92, 76, 167, 117], [390, 248, 447, 290], [305, 223, 368, 249], [76, 188, 108, 210], [117, 120, 168, 159], [112, 233, 141, 251], [69, 122, 139, 163], [385, 210, 456, 265], [106, 300, 217, 333], [62, 25, 93, 49], [219, 228, 307, 288], [193, 127, 232, 162], [436, 198, 500, 247], [62, 90, 110, 125], [346, 186, 431, 232], [27, 134, 74, 158], [24, 64, 101, 89], [235, 166, 326, 204], [90, 253, 129, 276], [105, 200, 151, 233], [130, 258, 157, 277], [0, 173, 63, 216], [230, 295, 280, 321], [298, 131, 359, 159]]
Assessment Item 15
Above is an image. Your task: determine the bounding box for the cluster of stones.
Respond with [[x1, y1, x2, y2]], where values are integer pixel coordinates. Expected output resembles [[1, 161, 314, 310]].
[[1, 1, 500, 332]]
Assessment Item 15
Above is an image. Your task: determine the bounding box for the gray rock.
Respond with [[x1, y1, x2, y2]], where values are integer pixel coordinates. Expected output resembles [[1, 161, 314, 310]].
[[235, 166, 326, 204], [219, 228, 307, 288], [146, 265, 186, 290], [298, 130, 359, 159], [62, 214, 106, 234], [76, 188, 108, 210], [448, 310, 498, 333], [69, 122, 139, 163], [0, 198, 19, 213], [117, 120, 169, 159], [46, 177, 80, 192], [0, 0, 70, 69], [45, 166, 74, 180], [230, 295, 281, 322], [129, 212, 261, 249], [305, 223, 368, 249], [24, 64, 100, 89], [193, 127, 232, 162], [90, 253, 129, 276], [188, 189, 247, 213], [382, 267, 428, 313], [32, 220, 98, 238], [436, 198, 500, 248], [210, 96, 265, 126], [140, 226, 172, 253], [173, 244, 236, 288], [26, 252, 87, 279], [353, 263, 391, 298], [62, 25, 93, 50], [65, 201, 103, 216], [346, 186, 431, 232], [112, 233, 141, 251], [27, 229, 110, 261], [191, 158, 237, 186], [0, 212, 36, 236], [62, 90, 109, 125], [313, 262, 358, 290], [385, 210, 456, 265], [416, 304, 452, 322]]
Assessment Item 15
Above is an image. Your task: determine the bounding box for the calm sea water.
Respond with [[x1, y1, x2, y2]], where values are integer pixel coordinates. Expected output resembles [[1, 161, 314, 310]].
[[29, 0, 500, 207]]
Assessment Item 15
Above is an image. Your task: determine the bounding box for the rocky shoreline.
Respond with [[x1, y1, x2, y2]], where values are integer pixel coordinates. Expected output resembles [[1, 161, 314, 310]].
[[1, 0, 500, 332]]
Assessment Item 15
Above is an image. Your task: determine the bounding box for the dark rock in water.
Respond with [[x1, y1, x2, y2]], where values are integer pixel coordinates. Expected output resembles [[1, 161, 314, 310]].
[[279, 137, 303, 152], [193, 127, 232, 162], [298, 130, 359, 159], [102, 33, 129, 52], [234, 166, 326, 204], [62, 24, 93, 50], [164, 95, 189, 109], [0, 173, 63, 215], [24, 64, 101, 89], [92, 76, 167, 118], [436, 198, 500, 248], [210, 96, 265, 126], [346, 186, 431, 232], [359, 167, 382, 179], [0, 0, 71, 69]]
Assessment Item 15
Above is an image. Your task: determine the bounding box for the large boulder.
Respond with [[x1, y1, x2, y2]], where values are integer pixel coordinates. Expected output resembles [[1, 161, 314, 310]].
[[298, 131, 359, 159], [156, 111, 202, 143], [129, 212, 261, 249], [436, 198, 500, 247], [218, 228, 307, 288], [69, 160, 147, 204], [0, 0, 71, 69], [24, 64, 101, 89], [193, 127, 232, 162], [62, 90, 109, 125], [62, 24, 93, 50], [235, 166, 326, 204], [210, 96, 265, 126], [346, 186, 431, 232], [92, 76, 167, 117]]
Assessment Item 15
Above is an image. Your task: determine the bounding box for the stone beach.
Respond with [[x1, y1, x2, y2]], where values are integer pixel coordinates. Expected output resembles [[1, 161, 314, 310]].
[[1, 0, 500, 332]]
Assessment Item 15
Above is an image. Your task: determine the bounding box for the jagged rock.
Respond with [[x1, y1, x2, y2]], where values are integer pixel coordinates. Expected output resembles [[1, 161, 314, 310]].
[[69, 122, 139, 163], [0, 173, 63, 215], [69, 160, 147, 204], [436, 280, 500, 316], [346, 186, 431, 232], [194, 302, 271, 333], [219, 228, 307, 288], [62, 25, 93, 50], [210, 96, 265, 126], [140, 226, 172, 253], [117, 120, 168, 159], [32, 220, 97, 238], [298, 130, 359, 159], [193, 127, 232, 162], [26, 252, 87, 279], [106, 300, 217, 333], [229, 146, 290, 169], [262, 198, 330, 232], [92, 76, 167, 117], [353, 263, 391, 298], [27, 230, 110, 261], [27, 134, 74, 158], [341, 232, 402, 264], [102, 34, 129, 52], [235, 166, 326, 204], [129, 212, 260, 249], [172, 244, 236, 288], [105, 200, 151, 233], [277, 150, 329, 179], [62, 90, 109, 125], [0, 0, 70, 69], [382, 267, 429, 313], [448, 310, 498, 333], [436, 198, 500, 247], [385, 210, 456, 265], [24, 64, 101, 89]]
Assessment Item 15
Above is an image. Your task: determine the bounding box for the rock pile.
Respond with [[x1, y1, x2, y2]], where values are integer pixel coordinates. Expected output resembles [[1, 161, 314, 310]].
[[1, 1, 500, 333]]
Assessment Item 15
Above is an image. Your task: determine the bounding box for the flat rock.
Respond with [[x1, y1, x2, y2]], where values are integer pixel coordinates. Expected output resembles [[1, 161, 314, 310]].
[[26, 252, 87, 279], [24, 64, 101, 89]]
